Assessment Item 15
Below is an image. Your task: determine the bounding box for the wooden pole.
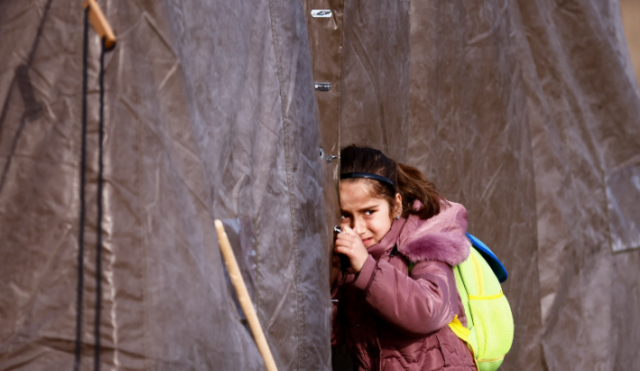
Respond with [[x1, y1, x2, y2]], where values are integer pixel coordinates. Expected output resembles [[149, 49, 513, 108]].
[[214, 220, 278, 371], [83, 0, 117, 50]]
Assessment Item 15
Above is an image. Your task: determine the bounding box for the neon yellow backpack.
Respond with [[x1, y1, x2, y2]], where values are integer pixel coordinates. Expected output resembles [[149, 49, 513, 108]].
[[447, 233, 514, 371]]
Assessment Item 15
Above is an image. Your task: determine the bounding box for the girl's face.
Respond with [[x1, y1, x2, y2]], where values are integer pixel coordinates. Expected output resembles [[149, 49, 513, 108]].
[[339, 180, 402, 248]]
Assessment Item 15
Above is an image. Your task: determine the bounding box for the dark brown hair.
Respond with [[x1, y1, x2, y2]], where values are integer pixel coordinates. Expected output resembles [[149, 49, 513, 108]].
[[340, 145, 444, 220]]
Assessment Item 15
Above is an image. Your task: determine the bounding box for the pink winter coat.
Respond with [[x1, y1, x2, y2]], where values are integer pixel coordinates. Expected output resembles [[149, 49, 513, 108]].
[[332, 201, 477, 371]]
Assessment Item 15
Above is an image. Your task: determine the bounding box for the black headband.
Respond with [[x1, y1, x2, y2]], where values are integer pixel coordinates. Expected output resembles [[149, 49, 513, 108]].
[[340, 172, 394, 189]]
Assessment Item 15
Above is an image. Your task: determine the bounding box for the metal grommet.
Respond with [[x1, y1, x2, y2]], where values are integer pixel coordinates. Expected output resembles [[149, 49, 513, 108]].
[[311, 9, 332, 18], [314, 82, 332, 91]]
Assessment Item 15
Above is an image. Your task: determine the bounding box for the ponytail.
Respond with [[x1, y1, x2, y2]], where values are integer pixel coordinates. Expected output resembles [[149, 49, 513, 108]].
[[396, 162, 444, 220], [340, 144, 445, 220]]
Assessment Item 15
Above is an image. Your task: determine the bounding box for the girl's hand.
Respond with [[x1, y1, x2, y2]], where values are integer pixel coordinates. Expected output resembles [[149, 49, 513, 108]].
[[334, 226, 369, 272]]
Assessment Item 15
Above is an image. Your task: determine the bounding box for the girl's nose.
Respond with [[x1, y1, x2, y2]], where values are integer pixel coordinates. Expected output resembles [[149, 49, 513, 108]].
[[353, 217, 366, 235]]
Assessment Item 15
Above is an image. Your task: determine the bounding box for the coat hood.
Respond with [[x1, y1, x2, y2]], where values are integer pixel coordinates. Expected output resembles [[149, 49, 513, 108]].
[[396, 200, 470, 266]]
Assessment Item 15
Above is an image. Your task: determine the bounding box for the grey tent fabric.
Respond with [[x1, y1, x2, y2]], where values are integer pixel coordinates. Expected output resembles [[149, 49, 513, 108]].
[[305, 0, 640, 370], [2, 0, 640, 370], [0, 0, 330, 370], [513, 1, 640, 369]]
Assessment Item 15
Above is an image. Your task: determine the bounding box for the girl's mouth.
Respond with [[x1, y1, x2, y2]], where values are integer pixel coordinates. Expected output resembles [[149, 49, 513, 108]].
[[361, 237, 373, 246]]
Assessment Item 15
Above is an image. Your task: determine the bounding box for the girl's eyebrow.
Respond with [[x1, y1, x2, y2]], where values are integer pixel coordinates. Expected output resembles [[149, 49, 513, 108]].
[[340, 202, 381, 213], [357, 204, 379, 212]]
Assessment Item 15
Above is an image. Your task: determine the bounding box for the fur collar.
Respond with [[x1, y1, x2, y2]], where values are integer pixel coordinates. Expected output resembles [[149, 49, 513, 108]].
[[396, 201, 470, 266]]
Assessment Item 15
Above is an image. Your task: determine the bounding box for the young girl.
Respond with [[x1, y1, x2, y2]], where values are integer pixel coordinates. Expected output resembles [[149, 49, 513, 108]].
[[332, 145, 477, 371]]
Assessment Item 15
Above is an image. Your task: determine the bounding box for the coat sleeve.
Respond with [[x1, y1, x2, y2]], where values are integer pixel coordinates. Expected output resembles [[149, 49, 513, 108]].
[[349, 254, 460, 337]]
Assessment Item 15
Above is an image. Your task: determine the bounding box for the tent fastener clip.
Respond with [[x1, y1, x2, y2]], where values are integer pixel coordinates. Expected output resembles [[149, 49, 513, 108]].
[[311, 9, 332, 18], [314, 82, 332, 91], [326, 155, 338, 164]]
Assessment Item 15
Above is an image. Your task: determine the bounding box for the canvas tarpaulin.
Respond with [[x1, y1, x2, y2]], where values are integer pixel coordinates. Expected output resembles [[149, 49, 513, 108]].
[[2, 0, 640, 371], [304, 0, 640, 370], [0, 0, 332, 370]]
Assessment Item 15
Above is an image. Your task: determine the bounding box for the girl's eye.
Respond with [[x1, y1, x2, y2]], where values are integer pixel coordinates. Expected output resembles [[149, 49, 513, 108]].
[[364, 210, 374, 216], [341, 214, 348, 219]]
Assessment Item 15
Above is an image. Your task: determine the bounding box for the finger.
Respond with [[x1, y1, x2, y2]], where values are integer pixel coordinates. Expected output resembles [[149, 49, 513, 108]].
[[334, 240, 354, 252], [335, 233, 356, 243], [335, 239, 358, 251], [334, 236, 351, 247], [342, 225, 357, 237], [334, 245, 351, 256], [339, 222, 350, 233]]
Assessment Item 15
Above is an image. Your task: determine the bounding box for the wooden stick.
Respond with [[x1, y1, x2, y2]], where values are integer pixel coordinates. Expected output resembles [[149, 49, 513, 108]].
[[214, 220, 278, 371], [83, 0, 117, 50]]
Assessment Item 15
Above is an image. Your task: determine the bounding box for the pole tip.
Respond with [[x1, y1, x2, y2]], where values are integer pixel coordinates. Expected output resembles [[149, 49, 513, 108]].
[[214, 219, 223, 229]]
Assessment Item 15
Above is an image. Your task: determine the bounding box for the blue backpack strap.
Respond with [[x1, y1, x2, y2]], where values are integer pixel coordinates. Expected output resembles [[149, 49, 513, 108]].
[[465, 233, 508, 283]]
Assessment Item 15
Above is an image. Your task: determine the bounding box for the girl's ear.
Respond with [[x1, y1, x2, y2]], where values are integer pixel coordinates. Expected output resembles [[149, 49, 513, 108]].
[[393, 193, 403, 218]]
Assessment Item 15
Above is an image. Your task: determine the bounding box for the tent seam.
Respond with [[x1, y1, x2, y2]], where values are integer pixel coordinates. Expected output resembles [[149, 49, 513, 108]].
[[266, 1, 304, 370]]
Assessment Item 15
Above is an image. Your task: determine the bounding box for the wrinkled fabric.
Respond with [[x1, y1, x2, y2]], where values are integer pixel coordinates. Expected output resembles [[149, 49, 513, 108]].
[[332, 203, 476, 371], [0, 0, 330, 370], [2, 0, 640, 369], [305, 1, 640, 370]]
